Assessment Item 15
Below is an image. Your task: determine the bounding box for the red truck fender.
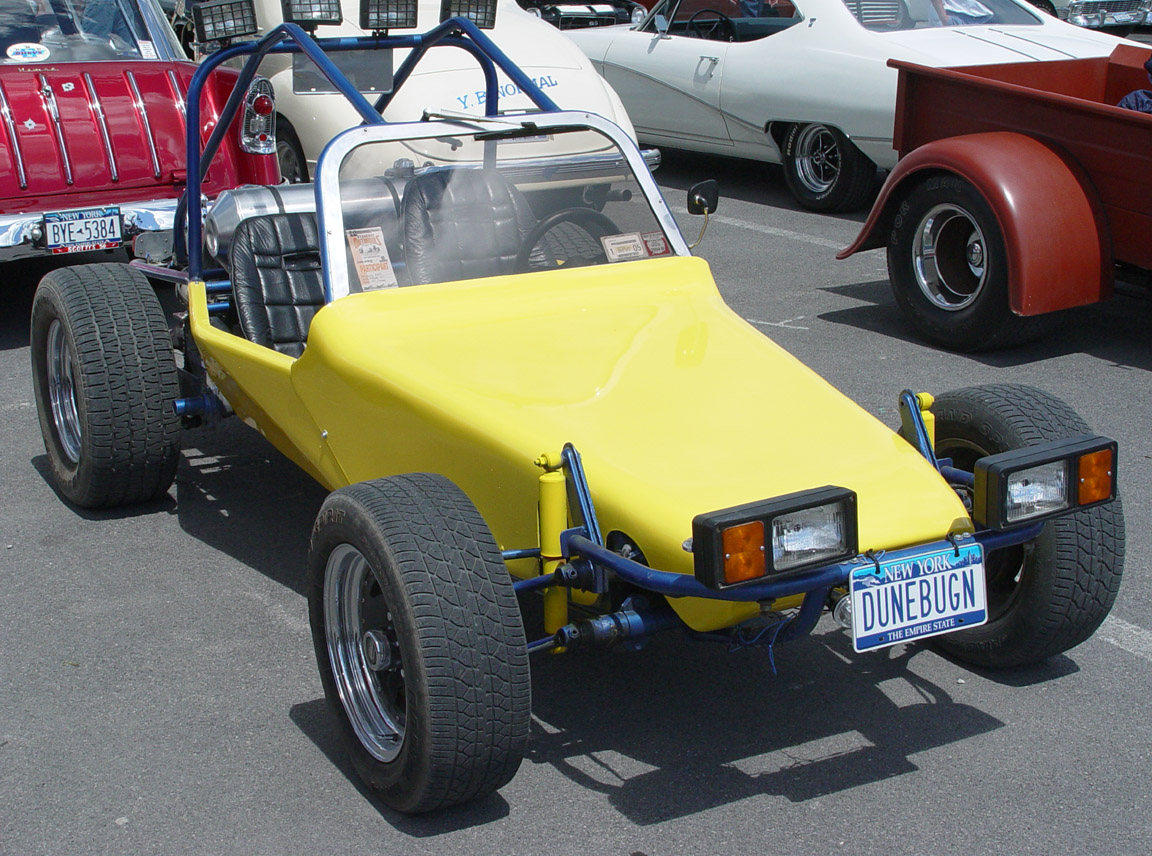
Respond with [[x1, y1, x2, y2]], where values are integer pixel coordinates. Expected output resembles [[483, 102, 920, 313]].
[[839, 132, 1112, 316]]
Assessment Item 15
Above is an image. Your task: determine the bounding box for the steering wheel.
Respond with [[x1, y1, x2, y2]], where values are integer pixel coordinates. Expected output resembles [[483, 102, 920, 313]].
[[685, 9, 736, 41], [515, 207, 622, 273]]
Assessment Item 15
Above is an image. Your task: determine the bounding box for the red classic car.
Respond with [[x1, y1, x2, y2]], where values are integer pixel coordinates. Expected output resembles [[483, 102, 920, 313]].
[[0, 0, 277, 264]]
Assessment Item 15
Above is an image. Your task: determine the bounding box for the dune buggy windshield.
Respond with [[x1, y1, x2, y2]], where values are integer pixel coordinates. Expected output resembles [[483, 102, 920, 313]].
[[0, 0, 181, 63], [318, 119, 684, 298]]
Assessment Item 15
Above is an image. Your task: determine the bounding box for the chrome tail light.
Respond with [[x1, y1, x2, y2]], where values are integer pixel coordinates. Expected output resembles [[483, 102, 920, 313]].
[[239, 77, 276, 156]]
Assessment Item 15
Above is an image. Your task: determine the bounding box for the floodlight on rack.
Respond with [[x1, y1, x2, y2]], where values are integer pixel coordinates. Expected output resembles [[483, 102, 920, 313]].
[[360, 0, 418, 32], [192, 0, 259, 44], [439, 0, 496, 29], [281, 0, 343, 30]]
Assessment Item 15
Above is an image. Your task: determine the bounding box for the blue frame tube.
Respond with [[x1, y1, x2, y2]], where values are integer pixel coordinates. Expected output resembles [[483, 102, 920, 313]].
[[560, 520, 1045, 606], [513, 571, 560, 594]]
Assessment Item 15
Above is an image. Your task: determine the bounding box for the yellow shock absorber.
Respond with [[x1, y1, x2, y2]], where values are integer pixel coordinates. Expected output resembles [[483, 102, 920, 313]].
[[538, 468, 569, 636], [916, 391, 936, 451]]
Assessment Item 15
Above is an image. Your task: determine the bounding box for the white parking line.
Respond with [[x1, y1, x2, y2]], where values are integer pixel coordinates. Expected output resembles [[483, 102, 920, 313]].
[[675, 207, 846, 250], [1097, 615, 1152, 664], [747, 316, 809, 330]]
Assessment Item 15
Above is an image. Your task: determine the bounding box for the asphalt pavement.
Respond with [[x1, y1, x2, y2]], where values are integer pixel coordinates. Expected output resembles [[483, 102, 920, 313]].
[[3, 96, 1152, 853]]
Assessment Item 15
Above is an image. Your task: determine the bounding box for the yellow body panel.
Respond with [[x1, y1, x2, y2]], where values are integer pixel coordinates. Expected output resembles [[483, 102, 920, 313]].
[[190, 257, 972, 632]]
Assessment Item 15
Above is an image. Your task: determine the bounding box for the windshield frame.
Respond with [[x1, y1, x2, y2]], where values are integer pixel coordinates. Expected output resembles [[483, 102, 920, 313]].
[[315, 112, 691, 300]]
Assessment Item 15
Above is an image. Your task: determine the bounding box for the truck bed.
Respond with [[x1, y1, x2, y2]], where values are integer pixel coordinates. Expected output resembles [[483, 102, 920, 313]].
[[890, 44, 1152, 270]]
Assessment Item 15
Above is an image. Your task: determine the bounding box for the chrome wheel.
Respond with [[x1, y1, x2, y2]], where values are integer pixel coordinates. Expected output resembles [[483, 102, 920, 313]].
[[324, 543, 405, 763], [792, 124, 841, 195], [912, 203, 987, 312], [46, 319, 81, 464]]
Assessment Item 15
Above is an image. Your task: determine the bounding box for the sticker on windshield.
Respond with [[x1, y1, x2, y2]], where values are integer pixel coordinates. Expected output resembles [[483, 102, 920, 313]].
[[138, 41, 157, 59], [346, 228, 398, 291], [641, 231, 670, 257], [6, 43, 50, 62], [601, 233, 647, 263]]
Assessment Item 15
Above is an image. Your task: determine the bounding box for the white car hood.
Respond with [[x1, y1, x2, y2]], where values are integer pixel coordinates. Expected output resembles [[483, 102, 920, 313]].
[[878, 25, 1123, 65]]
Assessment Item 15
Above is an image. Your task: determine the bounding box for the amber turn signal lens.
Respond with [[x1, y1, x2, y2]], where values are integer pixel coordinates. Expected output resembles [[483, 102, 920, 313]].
[[722, 520, 766, 585], [1078, 448, 1114, 506]]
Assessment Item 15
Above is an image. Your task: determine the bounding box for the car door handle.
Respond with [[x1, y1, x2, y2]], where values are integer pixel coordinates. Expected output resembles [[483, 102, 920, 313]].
[[701, 56, 720, 63]]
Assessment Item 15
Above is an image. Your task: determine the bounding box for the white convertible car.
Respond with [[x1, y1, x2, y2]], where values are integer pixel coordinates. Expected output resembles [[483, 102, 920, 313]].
[[566, 0, 1132, 210], [239, 0, 637, 181]]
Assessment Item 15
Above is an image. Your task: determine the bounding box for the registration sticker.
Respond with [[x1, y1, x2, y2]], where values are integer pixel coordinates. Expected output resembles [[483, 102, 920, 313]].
[[850, 542, 986, 652], [601, 232, 647, 262], [43, 206, 121, 253], [346, 227, 398, 291]]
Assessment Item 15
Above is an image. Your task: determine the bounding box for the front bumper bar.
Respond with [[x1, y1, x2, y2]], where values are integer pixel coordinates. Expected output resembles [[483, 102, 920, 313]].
[[558, 523, 1043, 604]]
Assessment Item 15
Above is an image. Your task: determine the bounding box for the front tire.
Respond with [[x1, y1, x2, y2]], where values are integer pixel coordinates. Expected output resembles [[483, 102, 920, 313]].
[[887, 174, 1059, 351], [30, 263, 181, 508], [932, 385, 1124, 668], [308, 474, 530, 813], [781, 123, 877, 212]]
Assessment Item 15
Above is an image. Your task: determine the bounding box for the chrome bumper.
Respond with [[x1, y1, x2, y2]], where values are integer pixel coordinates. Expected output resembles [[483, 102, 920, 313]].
[[0, 198, 180, 262]]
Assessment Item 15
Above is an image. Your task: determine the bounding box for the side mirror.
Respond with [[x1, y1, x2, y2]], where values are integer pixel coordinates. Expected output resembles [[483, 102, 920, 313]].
[[687, 180, 719, 215], [655, 13, 670, 35]]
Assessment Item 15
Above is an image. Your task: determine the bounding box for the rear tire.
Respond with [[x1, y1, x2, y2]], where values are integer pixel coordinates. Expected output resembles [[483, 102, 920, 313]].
[[782, 123, 877, 212], [308, 474, 530, 813], [30, 263, 181, 508], [275, 117, 308, 184], [887, 174, 1059, 351], [931, 384, 1124, 668]]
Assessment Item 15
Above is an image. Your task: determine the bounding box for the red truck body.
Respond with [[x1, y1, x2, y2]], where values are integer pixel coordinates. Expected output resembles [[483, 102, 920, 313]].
[[842, 43, 1152, 349]]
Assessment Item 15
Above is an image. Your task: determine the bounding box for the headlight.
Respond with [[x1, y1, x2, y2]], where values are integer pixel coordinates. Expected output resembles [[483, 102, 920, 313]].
[[692, 486, 858, 589], [973, 435, 1116, 529]]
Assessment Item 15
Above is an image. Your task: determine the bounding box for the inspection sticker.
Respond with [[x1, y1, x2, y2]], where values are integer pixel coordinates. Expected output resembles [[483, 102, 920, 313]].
[[346, 227, 398, 291], [601, 232, 647, 263], [850, 542, 986, 652]]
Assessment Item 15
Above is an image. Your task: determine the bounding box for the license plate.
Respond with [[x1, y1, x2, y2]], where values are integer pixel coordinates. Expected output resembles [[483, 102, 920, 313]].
[[850, 542, 986, 652], [43, 206, 122, 254], [1112, 11, 1138, 21]]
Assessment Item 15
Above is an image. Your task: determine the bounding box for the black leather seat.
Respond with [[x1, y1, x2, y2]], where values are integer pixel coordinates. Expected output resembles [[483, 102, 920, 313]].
[[230, 213, 325, 358], [402, 169, 535, 286]]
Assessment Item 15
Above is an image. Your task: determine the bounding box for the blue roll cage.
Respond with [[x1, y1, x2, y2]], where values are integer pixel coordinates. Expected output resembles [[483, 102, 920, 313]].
[[177, 16, 560, 279]]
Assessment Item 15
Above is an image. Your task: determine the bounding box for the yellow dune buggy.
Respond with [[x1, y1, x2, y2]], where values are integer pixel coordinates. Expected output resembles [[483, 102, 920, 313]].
[[28, 2, 1124, 814]]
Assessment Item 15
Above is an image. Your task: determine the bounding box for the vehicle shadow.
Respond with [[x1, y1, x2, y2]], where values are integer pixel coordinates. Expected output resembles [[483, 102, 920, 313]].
[[288, 698, 514, 833], [524, 626, 1003, 825], [0, 251, 135, 350], [0, 279, 35, 351], [820, 278, 1152, 371], [174, 420, 327, 597]]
